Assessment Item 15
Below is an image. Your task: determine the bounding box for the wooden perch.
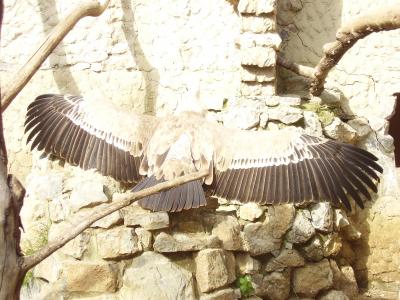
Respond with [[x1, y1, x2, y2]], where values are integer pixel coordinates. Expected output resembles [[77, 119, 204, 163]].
[[0, 0, 110, 113], [277, 5, 400, 96], [21, 169, 209, 272]]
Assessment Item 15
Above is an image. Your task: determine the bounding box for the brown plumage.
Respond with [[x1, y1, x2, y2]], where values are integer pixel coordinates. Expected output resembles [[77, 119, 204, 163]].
[[25, 94, 383, 212]]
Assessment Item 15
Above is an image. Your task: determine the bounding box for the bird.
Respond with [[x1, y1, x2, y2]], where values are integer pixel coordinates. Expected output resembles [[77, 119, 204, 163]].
[[24, 93, 382, 212]]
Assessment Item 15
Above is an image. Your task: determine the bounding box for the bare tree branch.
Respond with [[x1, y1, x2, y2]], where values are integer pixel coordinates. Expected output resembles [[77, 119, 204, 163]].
[[0, 0, 110, 113], [21, 169, 209, 272], [310, 4, 400, 96], [277, 55, 314, 79]]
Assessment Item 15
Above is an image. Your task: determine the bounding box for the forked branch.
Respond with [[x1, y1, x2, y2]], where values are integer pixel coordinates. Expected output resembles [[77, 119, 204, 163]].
[[21, 169, 209, 272], [0, 0, 110, 112]]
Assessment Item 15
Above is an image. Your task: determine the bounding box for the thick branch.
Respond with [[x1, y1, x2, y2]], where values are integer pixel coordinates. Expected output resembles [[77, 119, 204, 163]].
[[277, 55, 314, 79], [0, 0, 110, 112], [21, 169, 209, 272], [310, 4, 400, 96]]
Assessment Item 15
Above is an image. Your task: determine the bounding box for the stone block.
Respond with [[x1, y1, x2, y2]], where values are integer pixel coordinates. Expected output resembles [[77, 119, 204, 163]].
[[70, 179, 109, 212], [301, 235, 324, 262], [195, 249, 236, 293], [265, 249, 305, 272], [222, 105, 260, 130], [304, 111, 323, 137], [241, 15, 276, 33], [135, 228, 153, 251], [257, 270, 291, 300], [292, 259, 333, 297], [211, 215, 242, 250], [286, 210, 315, 244], [268, 105, 303, 124], [62, 261, 118, 292], [310, 202, 333, 232], [123, 203, 169, 230], [97, 227, 141, 259], [238, 202, 265, 221], [238, 0, 276, 14], [319, 290, 349, 300], [200, 288, 240, 300], [323, 117, 357, 143], [241, 66, 275, 83], [238, 33, 282, 50], [91, 210, 123, 229], [240, 82, 275, 97], [267, 204, 295, 238], [242, 222, 281, 255], [153, 232, 220, 252], [236, 253, 261, 275], [241, 47, 276, 67]]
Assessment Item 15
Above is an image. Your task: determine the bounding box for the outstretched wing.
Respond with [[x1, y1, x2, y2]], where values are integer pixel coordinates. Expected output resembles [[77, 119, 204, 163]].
[[25, 94, 158, 183], [212, 127, 382, 210]]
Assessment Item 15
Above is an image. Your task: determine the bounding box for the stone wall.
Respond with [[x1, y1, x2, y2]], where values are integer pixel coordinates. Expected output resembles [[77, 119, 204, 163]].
[[1, 0, 399, 299]]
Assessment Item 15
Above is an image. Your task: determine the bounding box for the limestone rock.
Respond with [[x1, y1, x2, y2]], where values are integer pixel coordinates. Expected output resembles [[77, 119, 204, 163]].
[[268, 106, 303, 124], [265, 249, 305, 272], [62, 261, 118, 292], [97, 227, 140, 259], [91, 210, 123, 229], [135, 228, 153, 251], [70, 179, 109, 212], [211, 215, 242, 250], [310, 202, 333, 232], [322, 233, 342, 257], [239, 202, 265, 221], [48, 195, 69, 223], [267, 204, 295, 238], [319, 290, 349, 300], [120, 252, 195, 299], [123, 203, 169, 230], [304, 111, 323, 137], [241, 47, 276, 68], [301, 235, 324, 261], [200, 288, 240, 300], [195, 249, 236, 293], [33, 255, 60, 283], [323, 117, 357, 143], [286, 210, 315, 244], [241, 66, 275, 83], [241, 15, 276, 33], [265, 96, 280, 107], [238, 0, 276, 14], [333, 209, 350, 230], [153, 232, 220, 252], [241, 82, 275, 97], [275, 95, 302, 106], [330, 260, 358, 298], [347, 117, 372, 139], [239, 33, 282, 50], [292, 259, 333, 297], [242, 222, 281, 255], [222, 105, 260, 129], [236, 253, 261, 275], [256, 270, 291, 300]]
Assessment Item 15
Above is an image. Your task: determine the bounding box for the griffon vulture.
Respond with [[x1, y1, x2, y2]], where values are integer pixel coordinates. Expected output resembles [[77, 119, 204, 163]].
[[24, 94, 382, 212]]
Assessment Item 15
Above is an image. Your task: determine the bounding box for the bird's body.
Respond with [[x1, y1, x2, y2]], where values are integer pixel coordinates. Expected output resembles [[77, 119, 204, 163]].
[[25, 94, 382, 212]]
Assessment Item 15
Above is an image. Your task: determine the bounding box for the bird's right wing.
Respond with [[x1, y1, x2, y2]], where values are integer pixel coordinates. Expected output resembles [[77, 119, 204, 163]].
[[25, 94, 158, 183]]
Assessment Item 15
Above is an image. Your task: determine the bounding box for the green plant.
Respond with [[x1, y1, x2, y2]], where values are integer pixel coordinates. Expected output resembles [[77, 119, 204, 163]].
[[301, 102, 336, 126], [236, 275, 254, 297]]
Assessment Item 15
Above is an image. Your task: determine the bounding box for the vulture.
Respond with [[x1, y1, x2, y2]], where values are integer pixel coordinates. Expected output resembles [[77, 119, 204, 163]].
[[24, 94, 383, 212]]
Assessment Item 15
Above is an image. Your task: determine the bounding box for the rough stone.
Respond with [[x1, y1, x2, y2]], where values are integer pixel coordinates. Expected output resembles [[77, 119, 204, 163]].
[[348, 117, 372, 139], [70, 179, 109, 212], [319, 290, 349, 300], [330, 260, 358, 298], [265, 249, 305, 272], [121, 252, 195, 299], [123, 203, 169, 230], [199, 288, 240, 300], [238, 202, 265, 221], [292, 259, 333, 297], [222, 105, 260, 130], [301, 235, 324, 261], [241, 15, 276, 33], [211, 215, 242, 250], [241, 47, 276, 68], [242, 222, 281, 255], [153, 232, 220, 252], [323, 117, 357, 143], [322, 233, 342, 257], [304, 111, 323, 137], [241, 66, 275, 83], [33, 255, 60, 283], [267, 204, 296, 238], [241, 82, 275, 97], [333, 209, 350, 231], [310, 202, 333, 232], [236, 253, 261, 275], [195, 249, 236, 293], [238, 33, 282, 50], [96, 227, 140, 259], [91, 211, 123, 229], [256, 270, 291, 300], [238, 0, 276, 14], [268, 105, 303, 124], [286, 210, 315, 244], [61, 261, 118, 292], [135, 228, 153, 251]]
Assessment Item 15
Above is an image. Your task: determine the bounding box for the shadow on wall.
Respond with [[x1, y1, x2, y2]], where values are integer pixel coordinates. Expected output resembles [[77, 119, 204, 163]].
[[388, 93, 400, 167], [37, 0, 80, 95], [121, 0, 159, 114]]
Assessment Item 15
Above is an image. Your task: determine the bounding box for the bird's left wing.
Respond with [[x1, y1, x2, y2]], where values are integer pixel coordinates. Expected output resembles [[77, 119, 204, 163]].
[[211, 126, 382, 210], [25, 94, 158, 183]]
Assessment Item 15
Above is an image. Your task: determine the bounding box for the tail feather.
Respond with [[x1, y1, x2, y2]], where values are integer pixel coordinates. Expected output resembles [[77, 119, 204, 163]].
[[132, 176, 206, 212]]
